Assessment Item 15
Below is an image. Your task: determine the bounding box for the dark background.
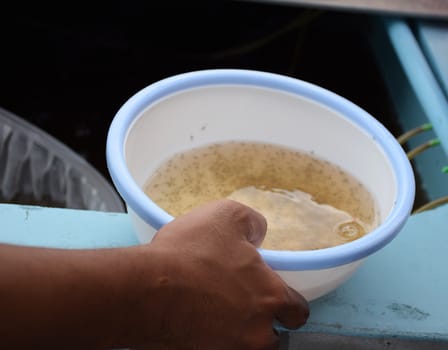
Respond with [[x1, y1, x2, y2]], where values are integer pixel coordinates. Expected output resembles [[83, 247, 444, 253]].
[[0, 1, 400, 185]]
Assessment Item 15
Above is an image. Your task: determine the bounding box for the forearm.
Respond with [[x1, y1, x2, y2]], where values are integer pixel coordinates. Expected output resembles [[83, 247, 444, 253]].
[[0, 243, 154, 349]]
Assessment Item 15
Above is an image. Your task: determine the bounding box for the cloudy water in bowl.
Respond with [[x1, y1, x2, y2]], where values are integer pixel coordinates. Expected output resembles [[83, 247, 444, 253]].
[[144, 141, 379, 250]]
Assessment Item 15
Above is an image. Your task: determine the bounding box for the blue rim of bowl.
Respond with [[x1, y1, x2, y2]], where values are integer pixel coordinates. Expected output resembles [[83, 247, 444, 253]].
[[106, 69, 415, 271]]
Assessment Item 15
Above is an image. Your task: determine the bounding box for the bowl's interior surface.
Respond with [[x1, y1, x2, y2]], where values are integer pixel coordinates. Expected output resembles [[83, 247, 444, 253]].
[[125, 84, 396, 224]]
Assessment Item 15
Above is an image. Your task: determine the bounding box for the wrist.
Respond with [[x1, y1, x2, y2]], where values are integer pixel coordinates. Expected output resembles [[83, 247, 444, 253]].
[[114, 244, 176, 349]]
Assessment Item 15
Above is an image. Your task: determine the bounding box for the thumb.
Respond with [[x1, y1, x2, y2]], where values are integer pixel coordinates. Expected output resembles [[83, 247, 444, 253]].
[[210, 199, 268, 247], [156, 199, 268, 247]]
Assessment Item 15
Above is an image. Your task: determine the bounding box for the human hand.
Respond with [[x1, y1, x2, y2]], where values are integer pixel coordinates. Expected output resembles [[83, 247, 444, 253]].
[[135, 199, 309, 350], [0, 201, 307, 350]]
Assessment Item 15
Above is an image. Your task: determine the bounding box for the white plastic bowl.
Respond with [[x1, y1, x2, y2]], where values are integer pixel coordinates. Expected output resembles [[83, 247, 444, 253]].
[[106, 69, 415, 301]]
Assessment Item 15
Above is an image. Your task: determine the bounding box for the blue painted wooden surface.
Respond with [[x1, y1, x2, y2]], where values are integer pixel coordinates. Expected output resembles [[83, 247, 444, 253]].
[[416, 20, 448, 100], [1, 202, 447, 341], [0, 204, 139, 248], [369, 17, 448, 202], [382, 18, 448, 158]]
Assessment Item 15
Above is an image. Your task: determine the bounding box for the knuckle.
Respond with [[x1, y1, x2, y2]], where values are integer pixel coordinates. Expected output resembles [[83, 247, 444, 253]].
[[216, 199, 259, 232], [267, 285, 289, 308], [214, 199, 267, 245], [218, 199, 253, 221], [267, 274, 291, 300]]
